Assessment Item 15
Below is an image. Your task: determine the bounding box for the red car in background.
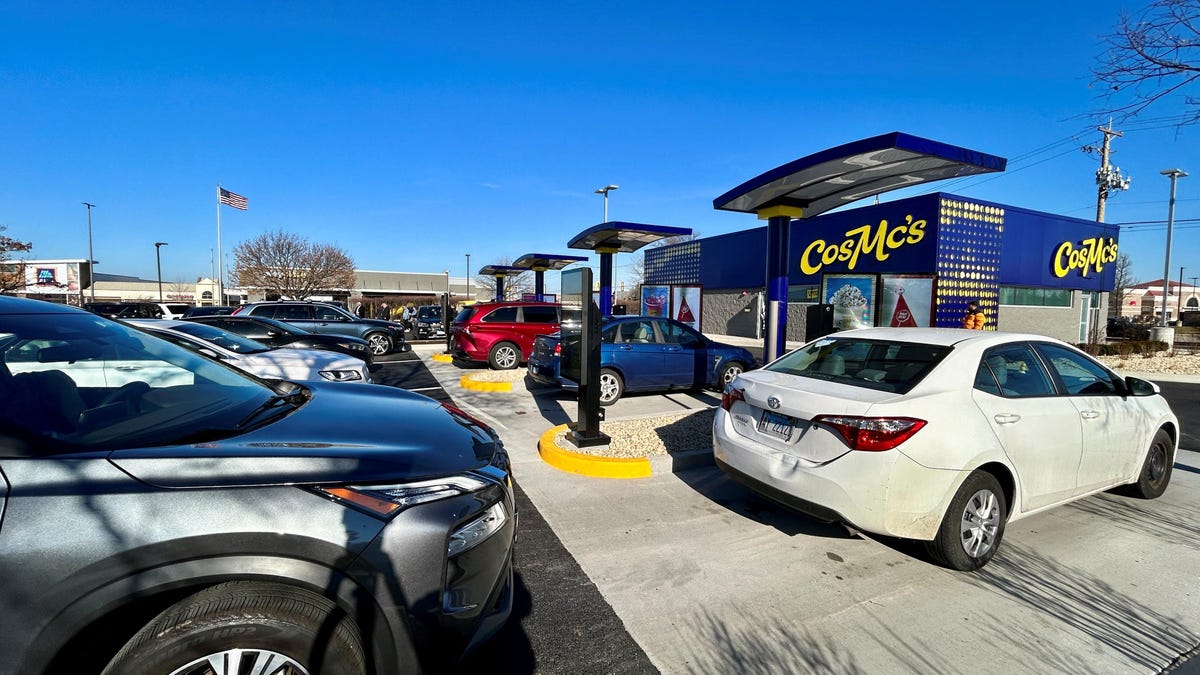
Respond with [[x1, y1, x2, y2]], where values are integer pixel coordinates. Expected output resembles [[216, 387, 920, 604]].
[[451, 301, 576, 369]]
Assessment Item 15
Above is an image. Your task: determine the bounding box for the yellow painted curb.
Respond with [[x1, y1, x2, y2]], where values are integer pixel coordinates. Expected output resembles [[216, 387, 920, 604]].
[[431, 353, 453, 363], [537, 425, 651, 479], [459, 375, 513, 392]]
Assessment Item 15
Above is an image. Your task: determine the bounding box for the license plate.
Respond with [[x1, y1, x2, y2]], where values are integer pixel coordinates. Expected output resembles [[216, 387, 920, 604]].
[[758, 410, 794, 441]]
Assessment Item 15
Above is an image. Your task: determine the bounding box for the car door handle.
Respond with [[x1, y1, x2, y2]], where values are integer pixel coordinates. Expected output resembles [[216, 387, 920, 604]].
[[1080, 410, 1101, 419], [993, 414, 1020, 424], [664, 347, 680, 352], [619, 345, 633, 351], [114, 365, 141, 372]]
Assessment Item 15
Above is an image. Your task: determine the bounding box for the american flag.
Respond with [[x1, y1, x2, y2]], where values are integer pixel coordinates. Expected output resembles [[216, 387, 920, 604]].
[[219, 187, 248, 210]]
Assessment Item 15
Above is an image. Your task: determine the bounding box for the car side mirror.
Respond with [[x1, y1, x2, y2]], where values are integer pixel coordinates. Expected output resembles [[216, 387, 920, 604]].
[[1124, 376, 1160, 396]]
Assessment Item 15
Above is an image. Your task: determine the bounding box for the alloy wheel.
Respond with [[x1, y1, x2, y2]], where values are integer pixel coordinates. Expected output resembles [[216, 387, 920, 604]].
[[169, 649, 309, 675], [959, 489, 1001, 558]]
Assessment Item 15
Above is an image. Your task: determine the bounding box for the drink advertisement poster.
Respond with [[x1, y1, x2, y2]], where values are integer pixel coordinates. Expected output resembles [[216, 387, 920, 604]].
[[821, 274, 876, 330], [670, 285, 702, 330], [641, 285, 670, 317], [879, 275, 934, 327]]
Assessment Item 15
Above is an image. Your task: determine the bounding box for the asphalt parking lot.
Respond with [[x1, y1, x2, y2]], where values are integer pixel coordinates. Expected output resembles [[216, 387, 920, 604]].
[[378, 345, 1200, 674]]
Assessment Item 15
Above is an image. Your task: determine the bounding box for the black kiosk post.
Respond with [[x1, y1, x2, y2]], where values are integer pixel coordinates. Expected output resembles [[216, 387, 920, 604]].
[[561, 268, 609, 447]]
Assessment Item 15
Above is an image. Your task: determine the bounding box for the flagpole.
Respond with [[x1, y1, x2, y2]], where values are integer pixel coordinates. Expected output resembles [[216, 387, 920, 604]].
[[216, 184, 223, 305]]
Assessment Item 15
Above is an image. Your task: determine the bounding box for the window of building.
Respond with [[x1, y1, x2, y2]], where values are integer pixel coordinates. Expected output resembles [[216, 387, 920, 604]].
[[999, 286, 1072, 307]]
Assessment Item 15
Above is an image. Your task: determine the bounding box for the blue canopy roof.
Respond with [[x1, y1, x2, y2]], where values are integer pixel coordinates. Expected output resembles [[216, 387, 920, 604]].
[[478, 264, 525, 276], [568, 221, 693, 253], [713, 132, 1007, 217], [512, 253, 589, 270]]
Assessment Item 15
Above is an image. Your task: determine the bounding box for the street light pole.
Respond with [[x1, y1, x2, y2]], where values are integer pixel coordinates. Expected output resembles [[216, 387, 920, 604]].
[[82, 202, 95, 301], [1179, 266, 1187, 319], [466, 253, 471, 301], [1160, 169, 1187, 326], [594, 184, 619, 306], [155, 242, 168, 302]]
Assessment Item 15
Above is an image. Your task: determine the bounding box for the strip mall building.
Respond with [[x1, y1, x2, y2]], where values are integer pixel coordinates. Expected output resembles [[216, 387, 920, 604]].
[[645, 191, 1118, 345]]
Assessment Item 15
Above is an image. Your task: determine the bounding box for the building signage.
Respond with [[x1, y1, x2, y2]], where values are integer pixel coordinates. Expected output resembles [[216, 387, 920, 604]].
[[1051, 237, 1118, 278], [799, 215, 928, 275]]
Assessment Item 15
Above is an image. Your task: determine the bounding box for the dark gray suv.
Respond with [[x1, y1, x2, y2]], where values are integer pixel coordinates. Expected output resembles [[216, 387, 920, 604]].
[[0, 296, 515, 674], [232, 301, 407, 356]]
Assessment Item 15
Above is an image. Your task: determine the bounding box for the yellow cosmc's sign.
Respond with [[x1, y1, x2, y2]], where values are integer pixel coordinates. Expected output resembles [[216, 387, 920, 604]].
[[800, 216, 927, 275], [1052, 238, 1118, 278]]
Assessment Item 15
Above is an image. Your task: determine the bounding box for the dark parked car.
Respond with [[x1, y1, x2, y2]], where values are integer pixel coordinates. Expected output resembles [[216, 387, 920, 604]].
[[527, 315, 756, 405], [185, 314, 374, 363], [84, 302, 191, 319], [232, 300, 408, 356], [0, 295, 515, 673], [415, 304, 446, 339], [1107, 316, 1151, 340], [181, 305, 236, 318]]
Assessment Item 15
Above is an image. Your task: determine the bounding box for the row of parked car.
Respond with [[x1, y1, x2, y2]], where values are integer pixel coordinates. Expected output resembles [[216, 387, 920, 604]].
[[0, 295, 515, 673]]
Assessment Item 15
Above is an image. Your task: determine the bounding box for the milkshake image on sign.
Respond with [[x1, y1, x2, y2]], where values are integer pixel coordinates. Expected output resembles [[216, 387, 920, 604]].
[[830, 284, 869, 330]]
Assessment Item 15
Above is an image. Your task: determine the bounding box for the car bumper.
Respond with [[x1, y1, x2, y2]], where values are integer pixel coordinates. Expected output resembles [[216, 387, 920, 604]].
[[526, 360, 567, 388], [713, 408, 963, 541]]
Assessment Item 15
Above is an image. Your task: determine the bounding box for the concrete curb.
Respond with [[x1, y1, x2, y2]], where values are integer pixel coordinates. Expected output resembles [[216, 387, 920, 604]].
[[537, 425, 652, 479], [459, 375, 513, 392]]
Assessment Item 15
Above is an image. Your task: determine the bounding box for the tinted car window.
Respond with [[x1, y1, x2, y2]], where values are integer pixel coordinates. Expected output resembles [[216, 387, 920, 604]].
[[483, 307, 519, 323], [978, 344, 1057, 398], [272, 305, 310, 321], [522, 306, 557, 324], [453, 307, 476, 323], [659, 320, 702, 346], [1034, 343, 1119, 395], [314, 305, 345, 321]]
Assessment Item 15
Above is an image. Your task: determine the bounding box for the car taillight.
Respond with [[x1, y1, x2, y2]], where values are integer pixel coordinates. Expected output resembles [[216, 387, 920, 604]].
[[721, 386, 745, 411], [553, 343, 561, 356], [811, 415, 926, 451]]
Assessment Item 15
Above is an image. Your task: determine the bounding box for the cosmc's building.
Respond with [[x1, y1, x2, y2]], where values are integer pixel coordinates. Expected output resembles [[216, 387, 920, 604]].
[[645, 191, 1117, 345]]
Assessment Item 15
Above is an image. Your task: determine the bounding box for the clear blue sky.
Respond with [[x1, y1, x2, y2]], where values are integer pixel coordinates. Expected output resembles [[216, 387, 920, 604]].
[[3, 1, 1197, 294]]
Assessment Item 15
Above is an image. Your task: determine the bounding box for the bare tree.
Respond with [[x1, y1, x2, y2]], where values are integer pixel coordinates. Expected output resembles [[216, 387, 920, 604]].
[[167, 277, 193, 303], [1093, 0, 1200, 123], [1111, 252, 1138, 315], [472, 258, 533, 301], [0, 226, 33, 294], [231, 229, 356, 300]]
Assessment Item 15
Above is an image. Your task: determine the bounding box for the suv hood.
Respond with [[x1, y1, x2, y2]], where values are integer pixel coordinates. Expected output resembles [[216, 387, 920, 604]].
[[108, 384, 502, 489]]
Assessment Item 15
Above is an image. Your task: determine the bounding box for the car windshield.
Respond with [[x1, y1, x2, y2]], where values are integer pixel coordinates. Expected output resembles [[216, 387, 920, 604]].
[[767, 337, 950, 393], [418, 306, 441, 319], [168, 322, 273, 353], [0, 313, 284, 455]]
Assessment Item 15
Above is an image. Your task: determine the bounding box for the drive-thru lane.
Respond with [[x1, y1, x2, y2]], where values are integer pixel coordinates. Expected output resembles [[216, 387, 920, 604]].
[[382, 345, 1200, 674]]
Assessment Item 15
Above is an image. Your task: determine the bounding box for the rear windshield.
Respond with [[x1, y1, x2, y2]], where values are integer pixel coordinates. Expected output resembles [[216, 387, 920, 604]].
[[766, 338, 950, 393], [453, 307, 476, 323]]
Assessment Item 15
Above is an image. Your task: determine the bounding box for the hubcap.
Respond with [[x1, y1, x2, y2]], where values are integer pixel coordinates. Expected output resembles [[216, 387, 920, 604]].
[[367, 334, 390, 355], [169, 649, 308, 675], [599, 374, 619, 403], [496, 347, 517, 368], [723, 366, 742, 385], [959, 489, 1000, 558], [1148, 443, 1167, 482]]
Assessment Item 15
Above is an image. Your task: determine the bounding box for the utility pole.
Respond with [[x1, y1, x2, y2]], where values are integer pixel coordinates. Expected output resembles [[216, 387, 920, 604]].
[[1083, 122, 1131, 223]]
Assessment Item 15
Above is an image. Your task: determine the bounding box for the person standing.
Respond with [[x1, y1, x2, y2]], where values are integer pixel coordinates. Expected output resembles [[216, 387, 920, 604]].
[[963, 300, 986, 330], [376, 302, 390, 320], [353, 301, 366, 318]]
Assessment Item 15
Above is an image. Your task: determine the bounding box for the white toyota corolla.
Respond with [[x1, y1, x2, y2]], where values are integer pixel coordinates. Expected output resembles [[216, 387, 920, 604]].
[[713, 327, 1179, 571]]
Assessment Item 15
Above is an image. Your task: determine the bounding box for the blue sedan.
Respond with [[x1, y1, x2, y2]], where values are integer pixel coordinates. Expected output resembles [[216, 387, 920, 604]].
[[527, 316, 756, 405]]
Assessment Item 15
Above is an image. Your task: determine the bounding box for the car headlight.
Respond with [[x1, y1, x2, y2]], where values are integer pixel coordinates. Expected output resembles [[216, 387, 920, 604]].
[[448, 501, 508, 557], [315, 475, 495, 517], [319, 369, 364, 382]]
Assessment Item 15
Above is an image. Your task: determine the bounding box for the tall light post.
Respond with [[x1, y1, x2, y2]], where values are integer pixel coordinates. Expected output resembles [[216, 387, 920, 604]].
[[595, 184, 619, 306], [82, 202, 95, 301], [594, 184, 618, 222], [1179, 266, 1188, 319], [1160, 169, 1187, 326], [155, 242, 168, 302], [465, 253, 471, 301]]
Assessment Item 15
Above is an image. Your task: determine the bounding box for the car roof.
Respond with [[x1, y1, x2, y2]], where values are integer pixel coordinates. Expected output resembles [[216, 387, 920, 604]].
[[825, 327, 1073, 349], [0, 296, 88, 315]]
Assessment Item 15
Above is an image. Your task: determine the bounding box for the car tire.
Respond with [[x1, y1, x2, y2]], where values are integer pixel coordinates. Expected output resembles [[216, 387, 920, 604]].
[[1123, 428, 1174, 499], [924, 471, 1007, 572], [488, 342, 520, 370], [599, 368, 623, 406], [365, 332, 392, 356], [102, 581, 365, 675], [717, 361, 745, 390]]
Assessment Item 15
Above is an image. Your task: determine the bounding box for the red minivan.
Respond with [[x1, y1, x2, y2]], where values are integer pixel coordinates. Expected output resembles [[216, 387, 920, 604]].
[[451, 301, 572, 369]]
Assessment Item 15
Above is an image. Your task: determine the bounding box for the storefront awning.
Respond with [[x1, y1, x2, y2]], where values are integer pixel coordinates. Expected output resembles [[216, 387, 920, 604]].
[[713, 132, 1007, 217]]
